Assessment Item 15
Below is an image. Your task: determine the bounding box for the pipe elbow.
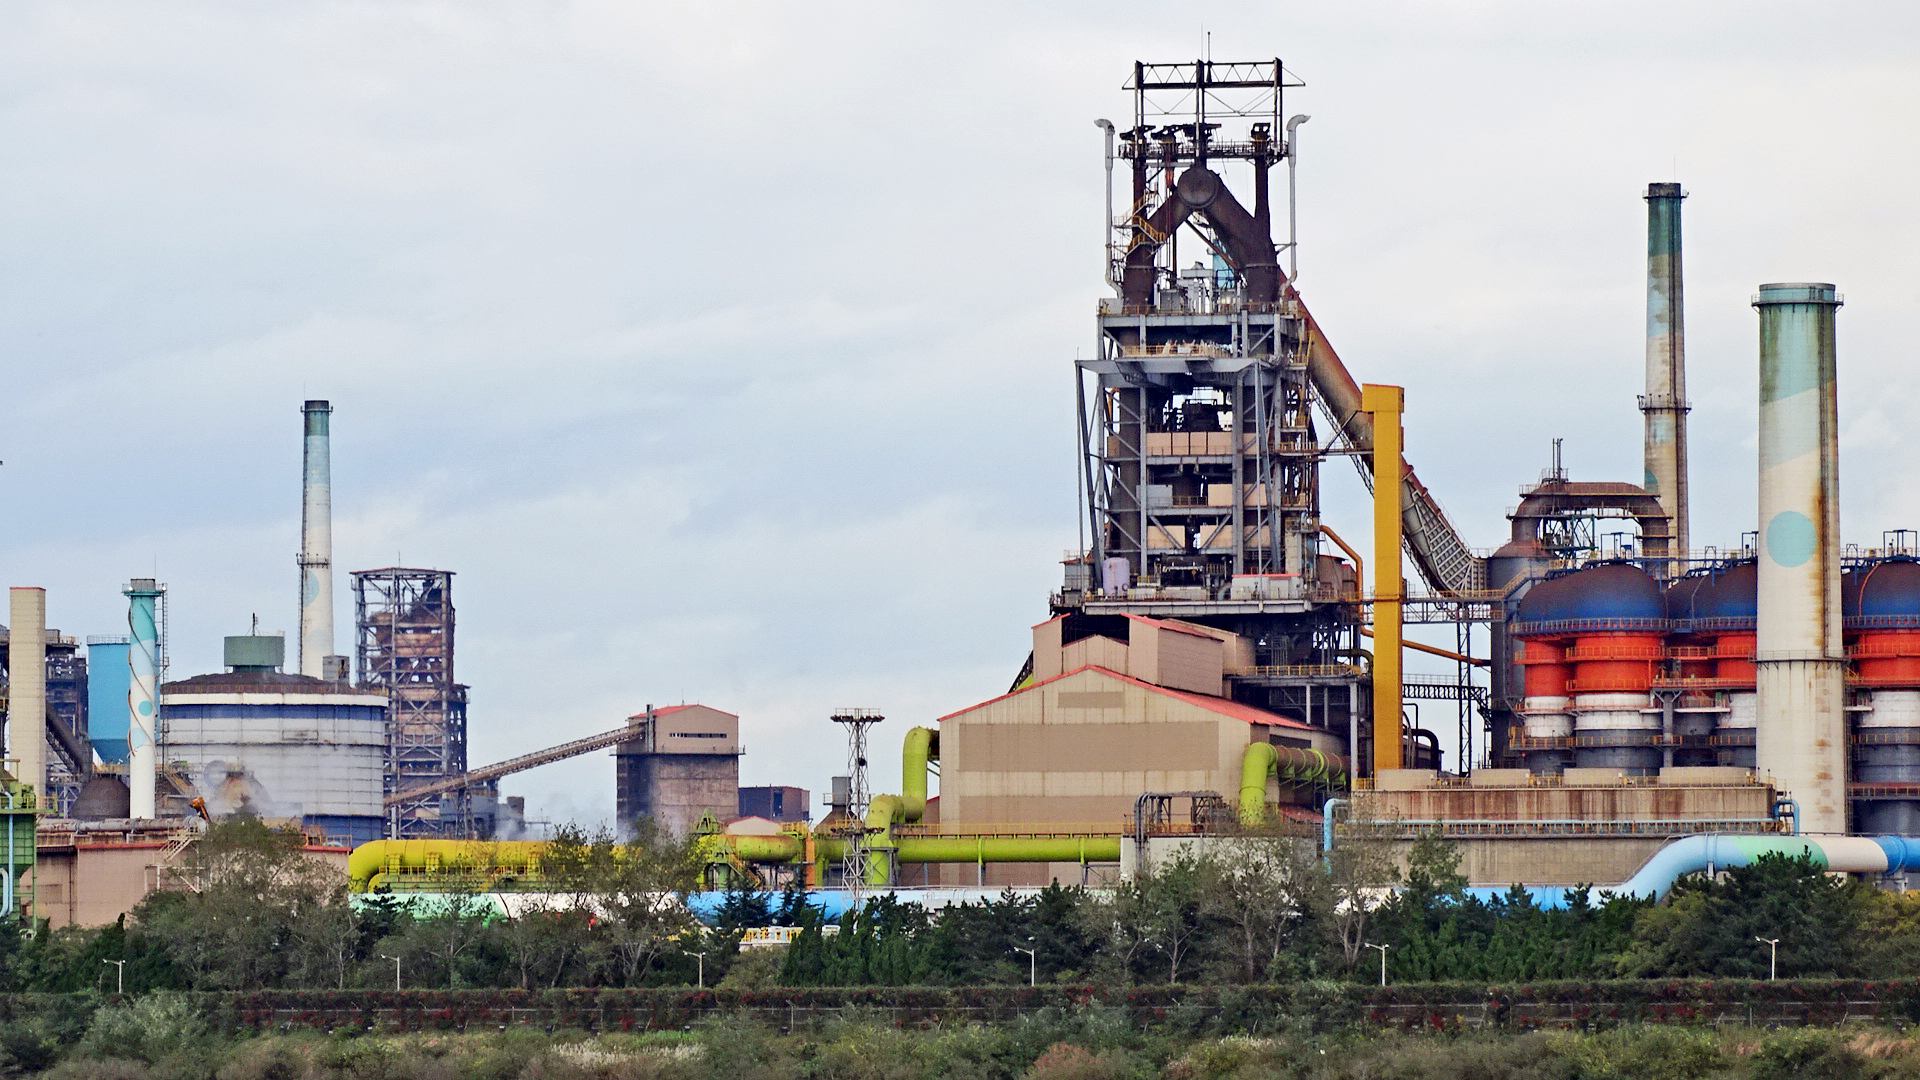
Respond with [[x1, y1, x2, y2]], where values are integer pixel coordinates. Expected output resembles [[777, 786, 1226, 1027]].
[[1239, 741, 1279, 824], [901, 727, 937, 822]]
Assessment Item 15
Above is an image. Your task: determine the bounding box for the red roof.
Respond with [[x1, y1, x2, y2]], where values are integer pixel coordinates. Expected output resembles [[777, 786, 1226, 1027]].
[[1121, 613, 1226, 641], [935, 664, 1311, 731], [626, 704, 738, 721]]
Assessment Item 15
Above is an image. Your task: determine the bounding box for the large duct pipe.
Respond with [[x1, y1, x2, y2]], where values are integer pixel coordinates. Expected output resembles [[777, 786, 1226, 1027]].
[[1641, 183, 1691, 576], [1754, 283, 1846, 834], [124, 579, 163, 819], [298, 400, 334, 679], [7, 589, 46, 800]]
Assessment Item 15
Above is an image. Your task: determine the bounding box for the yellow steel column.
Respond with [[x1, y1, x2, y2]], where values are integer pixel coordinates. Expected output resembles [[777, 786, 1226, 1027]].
[[1361, 384, 1405, 775]]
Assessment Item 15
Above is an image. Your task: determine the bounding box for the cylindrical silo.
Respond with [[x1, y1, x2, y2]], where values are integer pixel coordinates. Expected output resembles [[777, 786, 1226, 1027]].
[[298, 400, 334, 679], [1849, 559, 1920, 833], [1753, 282, 1847, 834], [124, 579, 164, 819], [1511, 572, 1575, 775], [7, 588, 47, 800], [1512, 564, 1666, 774], [1662, 571, 1719, 765], [1690, 561, 1758, 769]]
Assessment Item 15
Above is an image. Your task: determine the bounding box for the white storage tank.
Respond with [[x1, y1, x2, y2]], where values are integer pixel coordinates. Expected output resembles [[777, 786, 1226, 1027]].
[[160, 633, 387, 845]]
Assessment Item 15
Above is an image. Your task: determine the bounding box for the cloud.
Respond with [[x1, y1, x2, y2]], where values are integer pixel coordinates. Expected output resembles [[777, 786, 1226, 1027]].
[[4, 1, 1920, 822]]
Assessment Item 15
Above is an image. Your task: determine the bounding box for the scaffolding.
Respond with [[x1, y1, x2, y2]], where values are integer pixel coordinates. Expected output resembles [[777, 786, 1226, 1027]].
[[352, 568, 469, 838]]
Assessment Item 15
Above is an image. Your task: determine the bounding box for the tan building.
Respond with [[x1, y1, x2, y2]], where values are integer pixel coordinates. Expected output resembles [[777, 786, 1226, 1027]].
[[937, 624, 1343, 885], [613, 704, 743, 835], [31, 822, 350, 929]]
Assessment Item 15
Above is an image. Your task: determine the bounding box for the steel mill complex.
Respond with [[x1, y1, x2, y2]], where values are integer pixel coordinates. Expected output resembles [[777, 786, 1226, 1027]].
[[7, 57, 1920, 925]]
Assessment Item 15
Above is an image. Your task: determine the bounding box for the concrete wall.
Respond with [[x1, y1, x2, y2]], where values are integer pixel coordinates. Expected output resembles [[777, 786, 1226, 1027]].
[[616, 752, 739, 836], [30, 838, 349, 929], [1359, 782, 1774, 823]]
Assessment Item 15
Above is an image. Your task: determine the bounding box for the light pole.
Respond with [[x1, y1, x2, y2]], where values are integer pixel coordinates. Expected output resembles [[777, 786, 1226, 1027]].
[[380, 954, 401, 991], [1012, 944, 1037, 987], [1365, 943, 1391, 987], [1756, 937, 1780, 981], [691, 950, 707, 990], [102, 959, 125, 995]]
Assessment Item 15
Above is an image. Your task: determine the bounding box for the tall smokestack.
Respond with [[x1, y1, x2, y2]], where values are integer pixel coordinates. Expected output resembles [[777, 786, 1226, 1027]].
[[1641, 182, 1690, 576], [298, 400, 334, 679], [1753, 282, 1846, 835], [6, 588, 46, 800], [124, 579, 163, 819]]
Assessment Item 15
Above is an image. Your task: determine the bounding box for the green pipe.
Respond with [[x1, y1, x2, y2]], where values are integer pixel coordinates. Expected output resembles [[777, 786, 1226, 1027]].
[[865, 794, 907, 886], [709, 834, 805, 863], [894, 836, 1121, 864], [1239, 742, 1349, 824], [902, 727, 938, 822]]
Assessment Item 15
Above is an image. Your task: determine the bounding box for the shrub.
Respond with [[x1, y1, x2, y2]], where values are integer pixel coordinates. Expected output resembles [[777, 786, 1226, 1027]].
[[1022, 1043, 1130, 1080], [37, 1061, 154, 1080], [0, 1016, 66, 1077], [79, 995, 212, 1065]]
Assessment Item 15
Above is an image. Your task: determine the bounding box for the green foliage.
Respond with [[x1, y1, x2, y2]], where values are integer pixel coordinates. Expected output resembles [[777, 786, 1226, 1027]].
[[77, 994, 210, 1065], [1616, 854, 1868, 979]]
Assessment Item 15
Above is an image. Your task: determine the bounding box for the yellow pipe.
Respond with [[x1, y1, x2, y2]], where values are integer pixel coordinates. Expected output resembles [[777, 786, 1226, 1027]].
[[1362, 384, 1406, 775], [348, 839, 548, 893], [1360, 627, 1488, 667]]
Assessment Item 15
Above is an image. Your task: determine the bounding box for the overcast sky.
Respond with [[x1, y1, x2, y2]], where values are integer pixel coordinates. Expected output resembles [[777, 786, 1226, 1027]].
[[5, 2, 1919, 829]]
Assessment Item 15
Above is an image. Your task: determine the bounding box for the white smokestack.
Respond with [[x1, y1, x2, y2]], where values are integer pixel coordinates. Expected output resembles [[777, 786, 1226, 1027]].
[[298, 400, 334, 679], [1753, 282, 1846, 835], [7, 588, 46, 802], [124, 579, 163, 819]]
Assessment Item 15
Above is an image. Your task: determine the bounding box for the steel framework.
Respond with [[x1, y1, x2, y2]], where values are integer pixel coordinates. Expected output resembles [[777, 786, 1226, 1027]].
[[831, 709, 882, 898], [353, 568, 468, 838]]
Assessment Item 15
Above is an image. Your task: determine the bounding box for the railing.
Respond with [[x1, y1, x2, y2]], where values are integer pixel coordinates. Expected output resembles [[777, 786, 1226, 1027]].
[[1227, 664, 1366, 680], [1116, 342, 1234, 359]]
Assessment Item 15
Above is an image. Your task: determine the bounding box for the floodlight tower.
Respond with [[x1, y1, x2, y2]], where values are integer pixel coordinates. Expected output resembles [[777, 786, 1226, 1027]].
[[831, 709, 883, 898]]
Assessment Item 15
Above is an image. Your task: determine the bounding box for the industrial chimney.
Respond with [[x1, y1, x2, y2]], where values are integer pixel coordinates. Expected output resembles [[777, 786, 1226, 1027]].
[[124, 579, 163, 819], [7, 588, 46, 800], [1753, 282, 1846, 835], [298, 400, 334, 679], [1641, 183, 1690, 576]]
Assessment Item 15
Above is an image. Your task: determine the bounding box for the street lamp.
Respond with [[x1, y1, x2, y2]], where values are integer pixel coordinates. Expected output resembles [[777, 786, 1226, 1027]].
[[1756, 937, 1780, 981], [1012, 943, 1037, 987], [380, 954, 402, 991], [690, 950, 708, 990], [102, 959, 126, 995], [1365, 943, 1391, 987]]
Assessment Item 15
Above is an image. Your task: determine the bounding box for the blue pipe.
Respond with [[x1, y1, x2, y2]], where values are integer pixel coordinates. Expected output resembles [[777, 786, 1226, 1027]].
[[1321, 797, 1346, 853]]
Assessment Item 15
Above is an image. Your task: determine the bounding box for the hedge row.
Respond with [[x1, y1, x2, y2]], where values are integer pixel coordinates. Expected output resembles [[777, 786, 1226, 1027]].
[[7, 981, 1920, 1035]]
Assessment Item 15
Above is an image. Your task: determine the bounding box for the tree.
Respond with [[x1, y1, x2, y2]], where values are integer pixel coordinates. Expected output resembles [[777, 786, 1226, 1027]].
[[131, 817, 339, 989], [1616, 853, 1870, 978], [545, 819, 701, 986], [1323, 797, 1401, 971], [1198, 830, 1321, 982]]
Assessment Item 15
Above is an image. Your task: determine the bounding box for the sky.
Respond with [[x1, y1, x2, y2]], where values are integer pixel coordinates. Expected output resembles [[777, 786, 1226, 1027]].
[[4, 2, 1919, 829]]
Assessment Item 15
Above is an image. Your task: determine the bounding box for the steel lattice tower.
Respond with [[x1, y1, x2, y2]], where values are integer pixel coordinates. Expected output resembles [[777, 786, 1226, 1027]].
[[831, 709, 883, 899], [353, 568, 469, 837]]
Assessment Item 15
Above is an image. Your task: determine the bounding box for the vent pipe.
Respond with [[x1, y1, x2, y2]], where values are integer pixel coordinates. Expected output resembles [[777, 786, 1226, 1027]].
[[124, 579, 163, 819], [298, 400, 334, 678], [6, 588, 46, 800], [1753, 283, 1846, 835], [1641, 183, 1690, 576]]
